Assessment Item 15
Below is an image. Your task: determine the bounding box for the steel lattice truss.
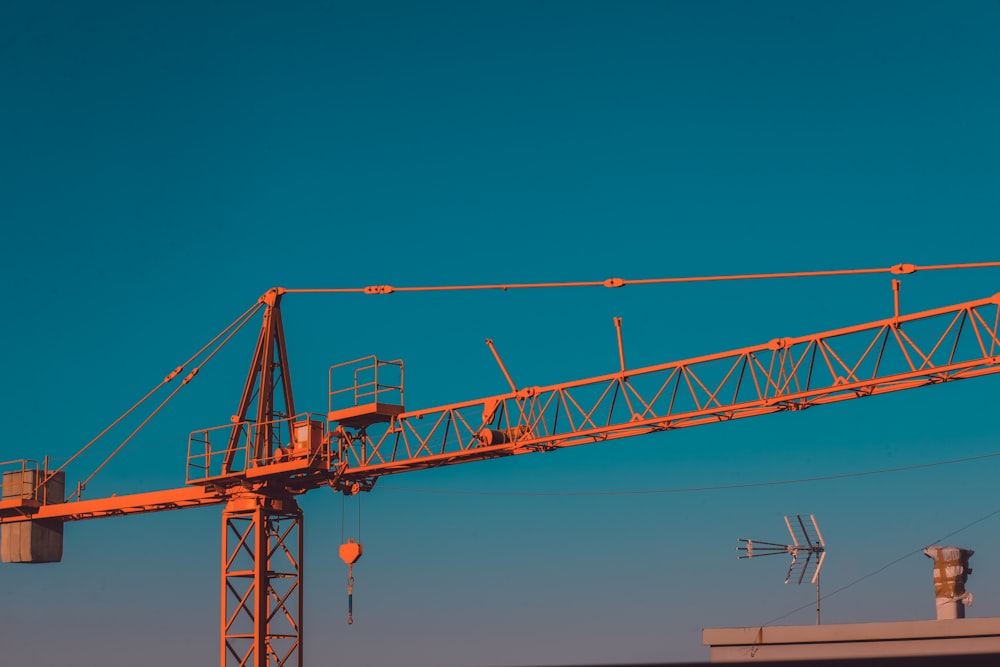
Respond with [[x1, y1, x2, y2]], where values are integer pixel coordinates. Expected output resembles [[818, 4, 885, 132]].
[[336, 293, 1000, 480], [222, 499, 303, 667]]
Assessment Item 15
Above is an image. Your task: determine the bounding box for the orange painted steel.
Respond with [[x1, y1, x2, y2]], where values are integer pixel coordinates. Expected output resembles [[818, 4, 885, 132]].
[[222, 494, 303, 667], [4, 289, 1000, 516], [2, 280, 1000, 667], [282, 261, 1000, 296], [0, 484, 227, 522], [224, 289, 296, 476], [329, 292, 1000, 484], [48, 299, 265, 501]]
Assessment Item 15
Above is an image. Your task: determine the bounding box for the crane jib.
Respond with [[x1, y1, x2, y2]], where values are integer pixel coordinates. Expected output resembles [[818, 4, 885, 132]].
[[2, 289, 998, 523]]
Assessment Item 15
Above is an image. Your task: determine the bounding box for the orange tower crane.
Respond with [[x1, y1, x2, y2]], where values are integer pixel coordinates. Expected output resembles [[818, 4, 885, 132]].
[[2, 279, 1000, 666]]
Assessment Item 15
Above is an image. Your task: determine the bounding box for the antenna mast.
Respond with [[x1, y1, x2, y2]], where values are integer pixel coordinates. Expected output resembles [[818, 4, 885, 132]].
[[737, 514, 827, 624]]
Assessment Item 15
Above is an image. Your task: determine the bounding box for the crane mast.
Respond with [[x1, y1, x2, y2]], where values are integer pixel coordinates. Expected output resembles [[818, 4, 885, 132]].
[[2, 285, 1000, 666]]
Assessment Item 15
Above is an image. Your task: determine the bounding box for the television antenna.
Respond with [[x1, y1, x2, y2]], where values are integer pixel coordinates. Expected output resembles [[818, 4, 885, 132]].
[[737, 514, 827, 624]]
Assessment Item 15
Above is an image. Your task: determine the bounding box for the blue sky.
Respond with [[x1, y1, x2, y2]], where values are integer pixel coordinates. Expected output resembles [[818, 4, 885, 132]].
[[2, 1, 1000, 665]]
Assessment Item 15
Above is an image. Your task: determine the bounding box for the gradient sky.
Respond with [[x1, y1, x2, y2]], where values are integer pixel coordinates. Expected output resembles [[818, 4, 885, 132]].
[[2, 2, 1000, 665]]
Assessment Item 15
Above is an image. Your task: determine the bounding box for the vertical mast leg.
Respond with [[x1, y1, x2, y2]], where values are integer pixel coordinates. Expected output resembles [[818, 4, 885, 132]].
[[816, 575, 820, 625], [221, 494, 304, 667]]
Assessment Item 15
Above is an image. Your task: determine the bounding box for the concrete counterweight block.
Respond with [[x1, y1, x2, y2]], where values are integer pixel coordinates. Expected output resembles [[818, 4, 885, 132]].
[[1, 470, 65, 563]]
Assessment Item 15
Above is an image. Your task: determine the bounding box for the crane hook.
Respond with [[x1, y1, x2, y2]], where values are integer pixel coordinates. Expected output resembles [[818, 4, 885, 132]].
[[340, 538, 363, 625], [347, 567, 355, 625]]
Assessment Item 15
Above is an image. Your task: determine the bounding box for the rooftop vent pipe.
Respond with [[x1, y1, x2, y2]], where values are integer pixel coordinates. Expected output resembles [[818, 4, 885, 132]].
[[923, 546, 974, 620]]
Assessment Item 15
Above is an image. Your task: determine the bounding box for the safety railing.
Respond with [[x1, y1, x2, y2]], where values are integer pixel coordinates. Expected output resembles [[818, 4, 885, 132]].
[[187, 413, 328, 484], [0, 459, 41, 500], [0, 459, 65, 513], [328, 356, 404, 413]]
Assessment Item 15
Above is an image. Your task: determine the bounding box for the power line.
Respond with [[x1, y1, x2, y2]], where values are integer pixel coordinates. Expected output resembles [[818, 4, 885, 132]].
[[378, 450, 1000, 497], [764, 507, 1000, 626]]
